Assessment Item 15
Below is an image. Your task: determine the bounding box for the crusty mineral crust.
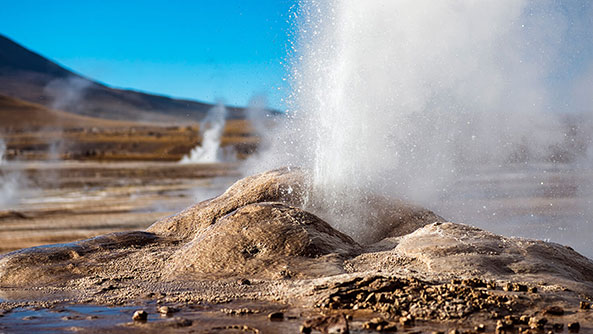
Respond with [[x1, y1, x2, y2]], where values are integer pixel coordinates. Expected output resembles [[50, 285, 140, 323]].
[[1, 168, 592, 309], [147, 167, 307, 240]]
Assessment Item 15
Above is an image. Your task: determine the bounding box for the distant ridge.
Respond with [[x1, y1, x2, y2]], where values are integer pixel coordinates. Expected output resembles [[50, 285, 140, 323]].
[[0, 94, 138, 130], [0, 34, 249, 122]]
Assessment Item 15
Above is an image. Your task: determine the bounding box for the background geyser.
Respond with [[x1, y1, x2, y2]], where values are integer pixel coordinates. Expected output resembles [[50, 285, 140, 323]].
[[259, 1, 593, 251], [181, 103, 228, 164]]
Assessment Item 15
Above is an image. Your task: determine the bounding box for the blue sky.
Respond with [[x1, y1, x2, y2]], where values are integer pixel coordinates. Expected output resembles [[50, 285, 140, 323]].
[[0, 1, 297, 110]]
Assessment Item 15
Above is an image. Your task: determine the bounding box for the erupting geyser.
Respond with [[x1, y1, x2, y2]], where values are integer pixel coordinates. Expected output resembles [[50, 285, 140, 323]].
[[181, 103, 227, 164], [282, 1, 593, 240]]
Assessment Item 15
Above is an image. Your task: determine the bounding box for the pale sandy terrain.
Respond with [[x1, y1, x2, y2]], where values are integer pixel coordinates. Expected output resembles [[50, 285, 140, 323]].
[[0, 161, 239, 253]]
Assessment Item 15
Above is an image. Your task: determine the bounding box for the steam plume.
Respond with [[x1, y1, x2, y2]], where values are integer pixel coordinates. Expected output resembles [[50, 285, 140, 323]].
[[0, 138, 21, 209], [276, 1, 593, 240], [181, 103, 227, 163]]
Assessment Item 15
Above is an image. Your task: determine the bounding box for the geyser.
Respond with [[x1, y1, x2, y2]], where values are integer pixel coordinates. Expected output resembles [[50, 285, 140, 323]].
[[283, 1, 593, 241], [0, 138, 6, 165], [0, 138, 20, 209], [181, 103, 227, 164]]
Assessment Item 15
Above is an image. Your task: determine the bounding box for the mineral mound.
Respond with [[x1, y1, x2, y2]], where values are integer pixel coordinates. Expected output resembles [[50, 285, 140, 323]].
[[1, 168, 593, 332]]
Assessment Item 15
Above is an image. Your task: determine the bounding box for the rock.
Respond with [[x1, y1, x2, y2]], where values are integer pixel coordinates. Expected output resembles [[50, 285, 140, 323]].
[[580, 301, 591, 310], [389, 222, 593, 291], [0, 231, 159, 286], [132, 310, 147, 321], [268, 311, 284, 321], [528, 317, 547, 329], [167, 202, 361, 279], [495, 320, 506, 332], [544, 306, 564, 316], [237, 278, 251, 285], [300, 325, 312, 334], [165, 317, 192, 328], [399, 314, 413, 326], [157, 306, 177, 315], [318, 275, 526, 322], [221, 308, 258, 316], [568, 322, 580, 332], [362, 317, 397, 331], [304, 314, 349, 334]]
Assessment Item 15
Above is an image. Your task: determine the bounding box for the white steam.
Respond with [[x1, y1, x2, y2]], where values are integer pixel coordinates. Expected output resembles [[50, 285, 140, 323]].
[[0, 139, 6, 165], [274, 1, 593, 240], [0, 138, 22, 209], [44, 76, 91, 111], [181, 103, 228, 164], [245, 95, 272, 144]]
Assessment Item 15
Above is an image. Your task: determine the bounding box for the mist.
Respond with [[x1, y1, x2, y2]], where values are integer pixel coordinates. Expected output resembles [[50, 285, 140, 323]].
[[254, 1, 593, 242], [240, 95, 291, 176], [44, 76, 91, 112]]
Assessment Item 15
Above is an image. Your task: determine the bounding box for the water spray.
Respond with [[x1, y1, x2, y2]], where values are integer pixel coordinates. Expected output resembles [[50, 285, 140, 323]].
[[281, 0, 593, 241]]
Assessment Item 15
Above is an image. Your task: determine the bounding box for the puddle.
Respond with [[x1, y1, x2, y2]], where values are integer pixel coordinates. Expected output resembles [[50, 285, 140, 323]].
[[0, 301, 304, 333], [0, 304, 136, 333]]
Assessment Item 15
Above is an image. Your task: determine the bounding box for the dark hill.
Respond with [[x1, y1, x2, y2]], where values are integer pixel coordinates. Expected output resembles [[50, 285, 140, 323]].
[[0, 94, 139, 130], [0, 34, 247, 122]]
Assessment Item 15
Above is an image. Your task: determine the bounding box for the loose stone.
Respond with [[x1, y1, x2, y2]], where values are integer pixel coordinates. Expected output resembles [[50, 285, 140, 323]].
[[268, 311, 284, 321], [544, 306, 564, 316], [132, 310, 147, 321], [568, 322, 580, 332]]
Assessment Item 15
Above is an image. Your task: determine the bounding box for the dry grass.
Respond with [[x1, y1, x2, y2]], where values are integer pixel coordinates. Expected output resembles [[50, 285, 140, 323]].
[[0, 95, 262, 161], [0, 94, 140, 129]]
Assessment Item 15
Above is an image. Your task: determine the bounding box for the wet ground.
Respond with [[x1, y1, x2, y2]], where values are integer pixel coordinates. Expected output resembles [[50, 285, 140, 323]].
[[0, 161, 239, 253], [1, 290, 590, 333], [0, 301, 304, 333]]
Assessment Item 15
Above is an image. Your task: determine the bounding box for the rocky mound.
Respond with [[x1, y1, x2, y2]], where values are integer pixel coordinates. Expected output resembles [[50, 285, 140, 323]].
[[147, 167, 307, 240], [0, 167, 592, 308], [396, 223, 593, 284], [167, 202, 360, 279], [0, 231, 161, 286], [348, 222, 593, 293], [148, 167, 444, 244]]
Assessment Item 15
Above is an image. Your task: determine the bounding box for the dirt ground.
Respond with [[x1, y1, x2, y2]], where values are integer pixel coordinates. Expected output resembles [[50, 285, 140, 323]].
[[0, 161, 239, 253]]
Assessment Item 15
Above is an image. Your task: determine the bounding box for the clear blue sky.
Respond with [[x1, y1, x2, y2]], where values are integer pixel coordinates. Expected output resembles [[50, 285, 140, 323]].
[[0, 1, 297, 110]]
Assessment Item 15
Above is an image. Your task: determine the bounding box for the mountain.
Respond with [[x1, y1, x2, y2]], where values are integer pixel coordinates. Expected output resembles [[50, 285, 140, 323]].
[[0, 94, 136, 130], [0, 34, 246, 122]]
